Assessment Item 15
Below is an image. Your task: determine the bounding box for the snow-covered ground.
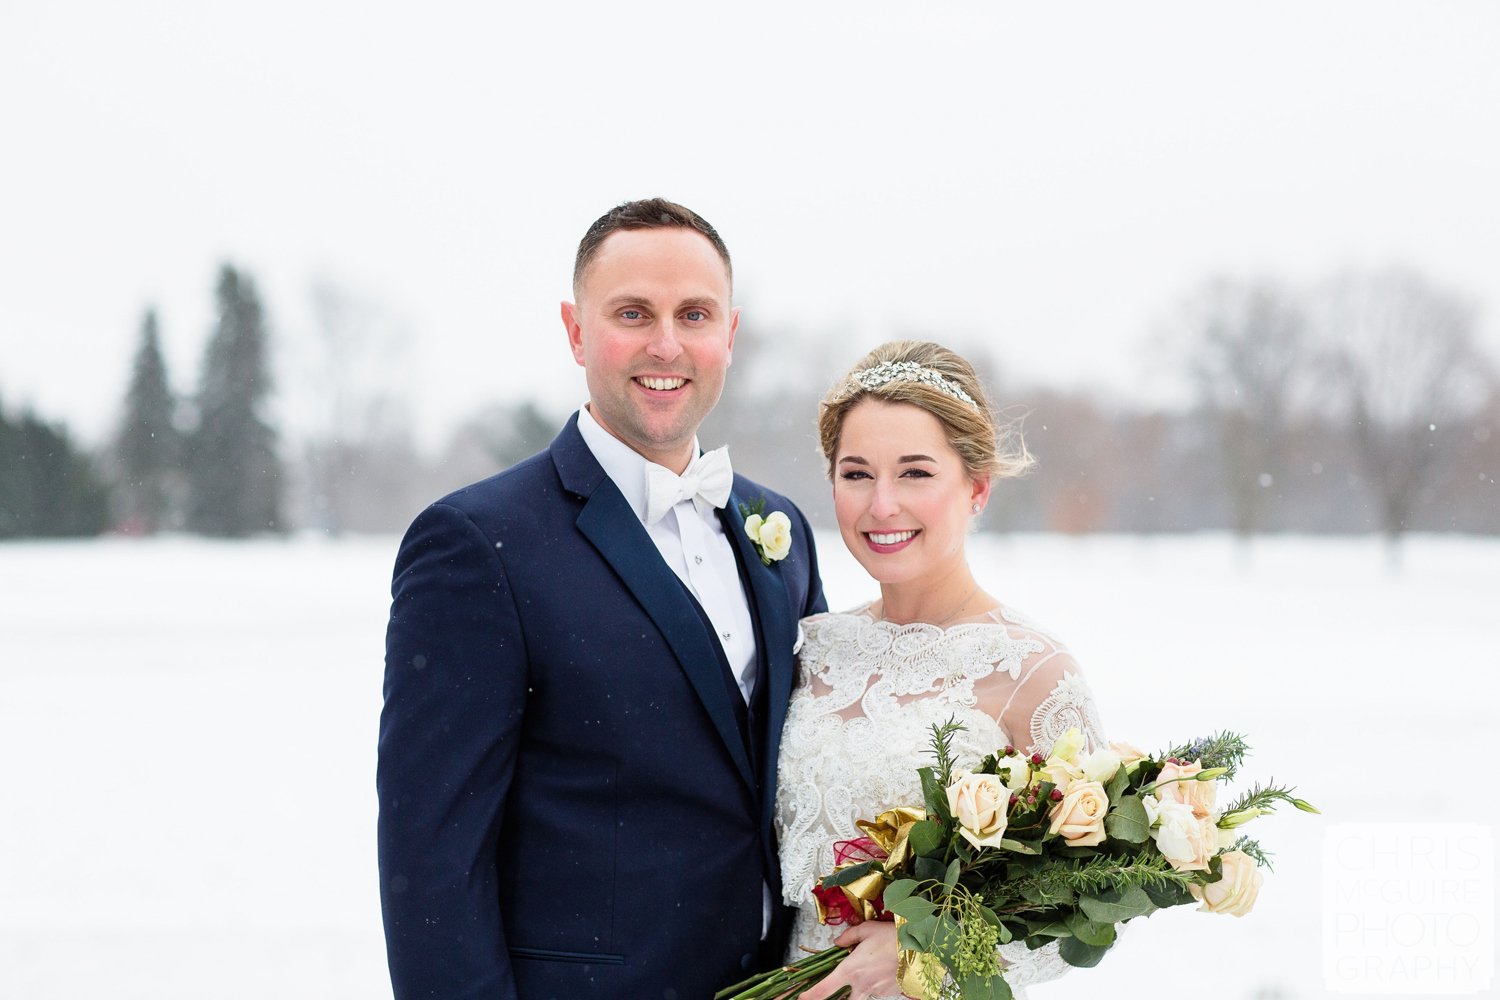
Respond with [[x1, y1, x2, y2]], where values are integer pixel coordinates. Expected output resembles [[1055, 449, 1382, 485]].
[[2, 531, 1496, 999]]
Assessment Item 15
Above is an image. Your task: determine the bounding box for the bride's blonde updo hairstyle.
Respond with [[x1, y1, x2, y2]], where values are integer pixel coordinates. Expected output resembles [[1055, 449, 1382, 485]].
[[817, 340, 1033, 481]]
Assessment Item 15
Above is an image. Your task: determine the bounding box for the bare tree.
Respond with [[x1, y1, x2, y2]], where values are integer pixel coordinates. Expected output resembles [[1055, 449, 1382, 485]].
[[1172, 276, 1310, 539], [300, 279, 413, 534], [1314, 267, 1494, 550]]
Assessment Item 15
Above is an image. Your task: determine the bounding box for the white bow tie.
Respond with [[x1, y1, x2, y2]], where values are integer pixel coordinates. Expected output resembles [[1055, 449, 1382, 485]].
[[644, 447, 733, 526]]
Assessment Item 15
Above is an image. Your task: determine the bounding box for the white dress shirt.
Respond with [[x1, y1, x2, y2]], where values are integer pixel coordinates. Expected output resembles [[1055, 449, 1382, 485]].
[[576, 405, 758, 701]]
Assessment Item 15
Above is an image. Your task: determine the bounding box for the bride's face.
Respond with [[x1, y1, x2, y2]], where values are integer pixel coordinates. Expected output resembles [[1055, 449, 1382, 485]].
[[832, 398, 990, 587]]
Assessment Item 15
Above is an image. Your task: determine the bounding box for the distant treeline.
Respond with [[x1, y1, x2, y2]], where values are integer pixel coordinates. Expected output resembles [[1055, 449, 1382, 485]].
[[1, 264, 1496, 541]]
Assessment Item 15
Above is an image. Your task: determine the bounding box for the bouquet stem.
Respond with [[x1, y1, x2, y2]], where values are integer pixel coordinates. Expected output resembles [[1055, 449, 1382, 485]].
[[715, 945, 850, 999]]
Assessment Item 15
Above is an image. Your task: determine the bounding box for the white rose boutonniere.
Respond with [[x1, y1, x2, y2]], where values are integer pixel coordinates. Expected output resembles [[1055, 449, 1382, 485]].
[[739, 498, 792, 566]]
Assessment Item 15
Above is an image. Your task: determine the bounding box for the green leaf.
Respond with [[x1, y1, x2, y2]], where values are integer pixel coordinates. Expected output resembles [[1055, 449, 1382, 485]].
[[920, 767, 953, 823], [1105, 796, 1150, 844], [1079, 885, 1157, 923], [1065, 911, 1118, 947], [930, 914, 965, 967], [998, 838, 1040, 855], [1105, 764, 1130, 804], [909, 819, 944, 857], [913, 856, 948, 884], [1058, 936, 1112, 968], [944, 859, 962, 890], [821, 859, 880, 888], [889, 895, 937, 923], [1144, 879, 1195, 909], [883, 879, 918, 907], [900, 913, 939, 950], [957, 971, 1013, 1000], [1027, 918, 1072, 938]]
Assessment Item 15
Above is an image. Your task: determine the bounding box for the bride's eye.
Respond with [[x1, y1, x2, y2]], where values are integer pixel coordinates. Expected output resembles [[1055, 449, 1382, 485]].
[[900, 468, 934, 479], [839, 470, 872, 481]]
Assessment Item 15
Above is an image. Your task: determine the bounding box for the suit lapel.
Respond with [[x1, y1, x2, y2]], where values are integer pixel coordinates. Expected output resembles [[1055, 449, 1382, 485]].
[[556, 420, 758, 795], [720, 488, 796, 816]]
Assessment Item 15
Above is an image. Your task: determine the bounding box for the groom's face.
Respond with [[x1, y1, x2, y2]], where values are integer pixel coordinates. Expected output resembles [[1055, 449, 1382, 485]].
[[562, 228, 738, 473]]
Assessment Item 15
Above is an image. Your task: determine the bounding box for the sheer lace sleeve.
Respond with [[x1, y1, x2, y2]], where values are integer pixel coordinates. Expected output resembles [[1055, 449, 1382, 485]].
[[973, 606, 1107, 758], [975, 606, 1109, 987]]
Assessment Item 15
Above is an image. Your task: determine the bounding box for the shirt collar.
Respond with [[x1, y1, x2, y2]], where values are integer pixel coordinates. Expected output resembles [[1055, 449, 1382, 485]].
[[575, 404, 702, 526]]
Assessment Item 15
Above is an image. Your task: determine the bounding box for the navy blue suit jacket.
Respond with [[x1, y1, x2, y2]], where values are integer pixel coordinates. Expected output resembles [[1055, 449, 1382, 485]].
[[378, 413, 826, 999]]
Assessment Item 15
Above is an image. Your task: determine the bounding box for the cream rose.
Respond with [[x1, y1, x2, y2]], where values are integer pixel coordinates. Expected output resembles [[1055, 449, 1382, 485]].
[[1047, 728, 1086, 766], [1079, 747, 1123, 784], [1154, 759, 1217, 814], [946, 772, 1009, 849], [752, 511, 792, 561], [992, 755, 1032, 792], [1143, 797, 1217, 872], [1190, 849, 1263, 916], [1047, 778, 1110, 847]]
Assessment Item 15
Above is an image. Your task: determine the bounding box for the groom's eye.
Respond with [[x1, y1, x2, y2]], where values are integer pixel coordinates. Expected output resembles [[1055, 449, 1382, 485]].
[[683, 309, 706, 322], [620, 309, 643, 321]]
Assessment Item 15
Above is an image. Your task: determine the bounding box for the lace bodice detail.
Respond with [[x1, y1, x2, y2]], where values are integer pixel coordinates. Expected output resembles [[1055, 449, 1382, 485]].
[[774, 603, 1106, 997]]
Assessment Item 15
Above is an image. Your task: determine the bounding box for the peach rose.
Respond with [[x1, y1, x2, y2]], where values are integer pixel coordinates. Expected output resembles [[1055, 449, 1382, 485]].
[[1190, 849, 1263, 916], [947, 772, 1009, 848], [1143, 797, 1217, 872], [1047, 779, 1110, 847], [1154, 759, 1217, 814]]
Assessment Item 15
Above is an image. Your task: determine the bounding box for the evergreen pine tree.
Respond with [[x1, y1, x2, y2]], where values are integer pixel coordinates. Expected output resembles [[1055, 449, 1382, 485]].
[[116, 308, 178, 533], [0, 399, 111, 537], [186, 264, 285, 536]]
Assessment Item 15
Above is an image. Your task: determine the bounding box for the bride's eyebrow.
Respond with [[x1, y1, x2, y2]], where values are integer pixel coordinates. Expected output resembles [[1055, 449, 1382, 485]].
[[838, 456, 869, 466], [899, 454, 936, 463]]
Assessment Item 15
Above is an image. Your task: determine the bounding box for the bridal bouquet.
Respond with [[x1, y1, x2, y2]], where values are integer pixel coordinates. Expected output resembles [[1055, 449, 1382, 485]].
[[718, 723, 1317, 1000]]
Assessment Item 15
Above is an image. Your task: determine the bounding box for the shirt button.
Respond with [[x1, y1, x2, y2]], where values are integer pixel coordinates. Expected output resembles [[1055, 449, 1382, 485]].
[[721, 631, 731, 640], [695, 554, 703, 565]]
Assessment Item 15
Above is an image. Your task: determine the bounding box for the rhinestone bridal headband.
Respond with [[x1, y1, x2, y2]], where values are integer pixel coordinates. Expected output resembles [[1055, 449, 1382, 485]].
[[850, 360, 979, 408]]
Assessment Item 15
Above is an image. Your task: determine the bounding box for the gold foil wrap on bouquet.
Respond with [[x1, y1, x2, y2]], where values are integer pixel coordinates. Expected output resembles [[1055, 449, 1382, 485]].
[[856, 806, 925, 871], [813, 806, 927, 926], [896, 946, 944, 1000]]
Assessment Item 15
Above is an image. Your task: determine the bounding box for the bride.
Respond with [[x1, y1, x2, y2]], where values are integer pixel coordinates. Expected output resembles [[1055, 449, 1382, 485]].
[[775, 341, 1107, 1000]]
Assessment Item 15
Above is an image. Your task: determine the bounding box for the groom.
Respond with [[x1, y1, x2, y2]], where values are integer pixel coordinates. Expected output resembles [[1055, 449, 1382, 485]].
[[378, 198, 826, 999]]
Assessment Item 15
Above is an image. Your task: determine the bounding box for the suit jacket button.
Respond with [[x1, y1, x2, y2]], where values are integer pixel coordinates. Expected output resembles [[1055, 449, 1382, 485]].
[[740, 952, 754, 970]]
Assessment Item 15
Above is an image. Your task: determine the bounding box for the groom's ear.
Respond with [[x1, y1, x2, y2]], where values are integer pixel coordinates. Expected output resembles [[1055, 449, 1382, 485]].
[[725, 306, 740, 365], [561, 301, 585, 367]]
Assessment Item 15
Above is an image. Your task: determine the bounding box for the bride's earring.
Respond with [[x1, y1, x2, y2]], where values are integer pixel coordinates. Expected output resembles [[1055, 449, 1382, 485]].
[[971, 503, 981, 514]]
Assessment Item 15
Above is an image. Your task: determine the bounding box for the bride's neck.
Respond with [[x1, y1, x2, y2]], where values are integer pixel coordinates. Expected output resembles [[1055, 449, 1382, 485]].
[[876, 569, 988, 626]]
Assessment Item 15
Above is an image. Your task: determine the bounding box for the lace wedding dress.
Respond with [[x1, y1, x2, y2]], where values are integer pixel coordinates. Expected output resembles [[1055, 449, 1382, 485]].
[[775, 603, 1107, 999]]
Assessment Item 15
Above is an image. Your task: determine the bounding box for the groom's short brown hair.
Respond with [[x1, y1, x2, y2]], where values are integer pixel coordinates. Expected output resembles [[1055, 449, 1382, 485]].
[[572, 198, 732, 297]]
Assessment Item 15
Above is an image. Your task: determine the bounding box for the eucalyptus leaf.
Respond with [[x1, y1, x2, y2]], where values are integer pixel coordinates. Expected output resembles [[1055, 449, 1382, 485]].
[[998, 838, 1040, 855], [1058, 936, 1112, 968], [889, 895, 937, 923], [1065, 911, 1118, 947], [958, 971, 1013, 1000], [821, 859, 879, 888], [1144, 880, 1194, 908], [1105, 765, 1129, 803], [1079, 885, 1157, 923], [909, 820, 944, 857], [894, 917, 930, 953], [884, 879, 918, 907], [1105, 796, 1150, 844], [944, 859, 962, 890], [914, 856, 948, 884]]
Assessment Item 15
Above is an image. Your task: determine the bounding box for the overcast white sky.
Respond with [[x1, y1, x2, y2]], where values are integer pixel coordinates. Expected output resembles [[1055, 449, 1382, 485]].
[[3, 1, 1498, 448]]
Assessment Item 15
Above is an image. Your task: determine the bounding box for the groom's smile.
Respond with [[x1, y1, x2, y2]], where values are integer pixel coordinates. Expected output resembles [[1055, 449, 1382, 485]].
[[562, 227, 739, 474]]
